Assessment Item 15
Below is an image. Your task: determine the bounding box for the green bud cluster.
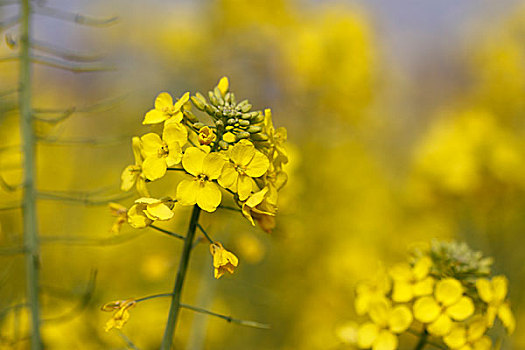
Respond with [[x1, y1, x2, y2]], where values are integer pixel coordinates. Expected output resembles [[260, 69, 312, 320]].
[[189, 83, 269, 149]]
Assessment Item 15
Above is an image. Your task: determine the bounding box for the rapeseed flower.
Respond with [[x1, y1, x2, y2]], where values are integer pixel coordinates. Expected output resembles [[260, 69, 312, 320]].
[[476, 276, 515, 334], [109, 202, 127, 234], [389, 256, 434, 303], [120, 137, 149, 197], [210, 242, 238, 279], [143, 92, 189, 125], [241, 187, 275, 226], [127, 197, 174, 228]]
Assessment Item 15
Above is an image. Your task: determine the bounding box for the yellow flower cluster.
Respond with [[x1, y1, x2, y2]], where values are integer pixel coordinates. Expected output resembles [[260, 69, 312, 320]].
[[344, 241, 515, 350]]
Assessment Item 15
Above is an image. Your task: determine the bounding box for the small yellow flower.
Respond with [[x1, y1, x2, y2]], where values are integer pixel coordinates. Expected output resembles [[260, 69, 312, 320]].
[[389, 257, 434, 303], [127, 197, 174, 229], [141, 119, 187, 181], [218, 140, 270, 201], [217, 76, 229, 96], [357, 299, 413, 350], [198, 126, 216, 146], [241, 187, 276, 226], [263, 109, 288, 168], [102, 299, 136, 332], [109, 202, 127, 234], [121, 137, 149, 197], [143, 92, 189, 125], [176, 147, 225, 212], [210, 242, 238, 279], [413, 278, 475, 336], [476, 276, 515, 334], [443, 316, 492, 350], [354, 269, 392, 316]]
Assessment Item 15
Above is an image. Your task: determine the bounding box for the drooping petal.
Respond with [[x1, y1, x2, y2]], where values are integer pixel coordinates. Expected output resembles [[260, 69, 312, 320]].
[[245, 151, 270, 177], [497, 303, 515, 334], [246, 187, 268, 208], [357, 322, 379, 349], [447, 296, 474, 321], [196, 182, 222, 212], [203, 153, 226, 180], [230, 140, 255, 166], [154, 92, 173, 110], [141, 133, 163, 156], [127, 204, 151, 228], [121, 165, 138, 191], [427, 314, 452, 336], [146, 203, 174, 220], [413, 296, 440, 323], [475, 279, 493, 303], [143, 109, 168, 124], [135, 197, 161, 204], [142, 156, 167, 181], [435, 278, 463, 306], [218, 163, 238, 189], [373, 330, 397, 350], [176, 179, 199, 206], [388, 305, 412, 334], [182, 147, 206, 177]]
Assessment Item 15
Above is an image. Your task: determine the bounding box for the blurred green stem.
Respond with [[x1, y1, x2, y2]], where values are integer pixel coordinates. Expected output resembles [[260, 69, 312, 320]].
[[161, 205, 201, 349], [414, 330, 428, 350], [19, 0, 42, 348]]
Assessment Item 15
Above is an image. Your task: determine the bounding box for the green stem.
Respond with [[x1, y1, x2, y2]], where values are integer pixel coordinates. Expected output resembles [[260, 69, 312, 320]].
[[414, 330, 428, 350], [19, 0, 41, 349], [160, 205, 201, 349]]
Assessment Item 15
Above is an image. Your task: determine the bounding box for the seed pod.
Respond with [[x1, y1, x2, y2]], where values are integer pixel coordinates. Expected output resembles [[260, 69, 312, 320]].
[[225, 92, 232, 104], [239, 119, 250, 127], [213, 87, 225, 105], [241, 113, 252, 120], [229, 92, 236, 105], [208, 91, 218, 106], [227, 118, 236, 125], [204, 104, 215, 116], [247, 125, 262, 133], [237, 100, 249, 109], [215, 120, 224, 127], [251, 133, 269, 141], [193, 122, 205, 130], [191, 96, 206, 111], [240, 103, 252, 113], [236, 131, 250, 140], [219, 140, 229, 150], [251, 113, 265, 124], [184, 110, 199, 123]]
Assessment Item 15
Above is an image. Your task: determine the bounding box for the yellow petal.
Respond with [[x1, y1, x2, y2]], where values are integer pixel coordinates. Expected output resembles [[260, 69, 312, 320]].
[[447, 296, 474, 321], [443, 326, 467, 349], [388, 305, 412, 334], [135, 197, 161, 204], [245, 151, 269, 178], [136, 176, 150, 197], [218, 163, 238, 189], [368, 300, 389, 327], [475, 279, 493, 303], [473, 336, 492, 350], [141, 133, 163, 156], [176, 179, 199, 206], [163, 119, 188, 146], [173, 92, 190, 111], [203, 153, 226, 180], [491, 276, 508, 302], [131, 136, 142, 164], [237, 174, 254, 201], [435, 278, 463, 306], [127, 204, 151, 228], [196, 182, 222, 212], [413, 277, 435, 297], [142, 156, 167, 181], [246, 187, 269, 208], [497, 303, 515, 334], [413, 257, 432, 280], [467, 316, 487, 342], [154, 92, 173, 110], [146, 203, 174, 220], [413, 296, 440, 323], [392, 281, 413, 303], [373, 330, 397, 350], [427, 314, 452, 336], [182, 147, 206, 177], [165, 143, 182, 167], [390, 263, 412, 282], [357, 322, 379, 349], [217, 77, 229, 96], [230, 140, 255, 166], [143, 109, 168, 124], [121, 165, 138, 191], [485, 306, 497, 327]]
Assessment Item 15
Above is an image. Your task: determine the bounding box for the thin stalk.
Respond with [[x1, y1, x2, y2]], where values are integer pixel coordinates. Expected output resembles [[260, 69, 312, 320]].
[[160, 205, 201, 349], [414, 330, 428, 350], [19, 0, 42, 348]]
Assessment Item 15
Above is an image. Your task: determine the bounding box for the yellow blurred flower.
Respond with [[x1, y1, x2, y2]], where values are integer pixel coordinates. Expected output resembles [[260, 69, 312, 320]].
[[357, 300, 413, 350], [263, 108, 288, 168], [127, 197, 174, 228], [176, 147, 225, 212], [476, 276, 515, 334], [101, 299, 136, 332], [143, 92, 189, 125], [389, 257, 434, 303], [120, 136, 149, 197], [413, 278, 474, 336], [218, 140, 270, 200], [198, 126, 216, 145], [141, 119, 187, 181], [443, 316, 492, 350], [210, 242, 239, 279], [108, 202, 127, 234], [354, 269, 391, 316]]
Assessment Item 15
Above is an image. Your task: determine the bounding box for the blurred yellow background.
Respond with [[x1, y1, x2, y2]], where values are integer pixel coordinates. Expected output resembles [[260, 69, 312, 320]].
[[0, 0, 524, 349]]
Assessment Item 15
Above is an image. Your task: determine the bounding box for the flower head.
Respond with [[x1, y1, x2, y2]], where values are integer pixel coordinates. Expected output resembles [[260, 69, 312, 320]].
[[443, 316, 492, 350], [176, 147, 226, 212], [389, 257, 434, 303], [198, 126, 216, 146], [476, 276, 515, 334], [210, 242, 238, 279], [143, 92, 189, 125], [218, 140, 270, 201]]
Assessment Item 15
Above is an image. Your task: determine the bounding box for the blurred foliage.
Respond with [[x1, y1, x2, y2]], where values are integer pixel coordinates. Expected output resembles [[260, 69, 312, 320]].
[[0, 0, 524, 349]]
